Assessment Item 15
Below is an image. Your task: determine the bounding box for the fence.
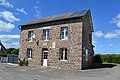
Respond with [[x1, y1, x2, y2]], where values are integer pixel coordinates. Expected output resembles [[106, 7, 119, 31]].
[[0, 55, 18, 64]]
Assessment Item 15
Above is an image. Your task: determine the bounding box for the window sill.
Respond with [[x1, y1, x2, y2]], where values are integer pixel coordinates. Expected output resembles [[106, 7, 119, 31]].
[[28, 41, 33, 42], [28, 58, 32, 60], [60, 60, 67, 61], [43, 40, 49, 41], [61, 38, 68, 40]]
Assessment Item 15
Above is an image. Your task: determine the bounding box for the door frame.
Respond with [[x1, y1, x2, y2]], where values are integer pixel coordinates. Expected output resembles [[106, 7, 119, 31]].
[[42, 48, 48, 66]]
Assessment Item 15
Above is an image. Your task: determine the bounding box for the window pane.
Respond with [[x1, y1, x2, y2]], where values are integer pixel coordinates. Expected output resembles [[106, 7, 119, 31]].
[[47, 30, 49, 36], [60, 48, 67, 60], [43, 29, 49, 40], [61, 27, 68, 39], [44, 30, 46, 36], [60, 49, 63, 60], [61, 29, 64, 39], [27, 48, 32, 58], [28, 31, 34, 41], [65, 48, 67, 60], [65, 29, 68, 37], [46, 30, 49, 39], [44, 52, 47, 59]]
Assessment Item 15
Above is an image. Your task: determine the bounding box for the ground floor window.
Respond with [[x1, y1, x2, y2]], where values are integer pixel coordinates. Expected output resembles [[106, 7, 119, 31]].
[[27, 48, 32, 59], [60, 48, 67, 61]]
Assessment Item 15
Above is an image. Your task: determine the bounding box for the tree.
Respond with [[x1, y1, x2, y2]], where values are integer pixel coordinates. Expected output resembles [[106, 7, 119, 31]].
[[7, 48, 14, 54], [7, 48, 19, 55]]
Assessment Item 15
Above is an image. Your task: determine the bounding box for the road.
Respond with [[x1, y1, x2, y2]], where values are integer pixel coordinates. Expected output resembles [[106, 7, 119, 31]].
[[0, 63, 119, 80]]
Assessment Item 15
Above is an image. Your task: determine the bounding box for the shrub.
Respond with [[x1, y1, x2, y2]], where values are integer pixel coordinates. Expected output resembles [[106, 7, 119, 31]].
[[99, 54, 120, 64], [18, 58, 28, 66], [18, 59, 24, 66], [93, 54, 102, 64]]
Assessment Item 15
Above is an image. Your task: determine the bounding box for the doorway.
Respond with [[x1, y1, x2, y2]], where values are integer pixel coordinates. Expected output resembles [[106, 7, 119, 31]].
[[42, 48, 48, 66]]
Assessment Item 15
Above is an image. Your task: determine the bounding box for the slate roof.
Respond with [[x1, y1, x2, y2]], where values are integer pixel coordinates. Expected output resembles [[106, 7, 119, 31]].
[[21, 10, 89, 26], [0, 41, 7, 53]]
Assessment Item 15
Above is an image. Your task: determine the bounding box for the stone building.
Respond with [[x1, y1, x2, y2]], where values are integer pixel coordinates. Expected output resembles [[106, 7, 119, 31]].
[[19, 10, 94, 70]]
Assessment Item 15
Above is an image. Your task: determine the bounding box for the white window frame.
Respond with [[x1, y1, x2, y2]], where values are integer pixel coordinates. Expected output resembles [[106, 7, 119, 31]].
[[61, 27, 68, 40], [43, 29, 49, 41], [28, 31, 35, 42], [27, 48, 32, 59], [60, 48, 67, 61]]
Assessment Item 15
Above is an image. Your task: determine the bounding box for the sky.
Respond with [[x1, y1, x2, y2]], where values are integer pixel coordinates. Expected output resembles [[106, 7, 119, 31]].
[[0, 0, 120, 54]]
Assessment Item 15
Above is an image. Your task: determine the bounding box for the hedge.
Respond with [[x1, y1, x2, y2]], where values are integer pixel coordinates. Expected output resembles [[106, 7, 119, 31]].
[[96, 54, 120, 64]]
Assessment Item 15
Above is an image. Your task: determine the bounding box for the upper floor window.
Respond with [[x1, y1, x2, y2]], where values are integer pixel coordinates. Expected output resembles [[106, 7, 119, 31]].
[[61, 27, 68, 40], [27, 48, 32, 59], [28, 31, 35, 42], [43, 29, 49, 41], [60, 48, 67, 61]]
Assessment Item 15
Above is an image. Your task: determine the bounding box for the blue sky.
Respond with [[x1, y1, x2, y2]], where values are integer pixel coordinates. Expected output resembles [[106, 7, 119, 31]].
[[0, 0, 120, 54]]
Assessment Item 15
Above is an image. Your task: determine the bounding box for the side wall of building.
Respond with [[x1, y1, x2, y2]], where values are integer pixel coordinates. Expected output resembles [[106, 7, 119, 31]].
[[82, 12, 94, 69], [19, 18, 83, 70]]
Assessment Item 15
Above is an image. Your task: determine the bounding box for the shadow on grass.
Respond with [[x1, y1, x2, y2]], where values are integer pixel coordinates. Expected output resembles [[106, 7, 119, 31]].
[[86, 63, 117, 69]]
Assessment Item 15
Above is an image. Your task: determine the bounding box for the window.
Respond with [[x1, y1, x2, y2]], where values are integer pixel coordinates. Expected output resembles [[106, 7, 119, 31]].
[[27, 48, 32, 59], [43, 29, 49, 41], [28, 31, 35, 42], [60, 48, 67, 61], [61, 27, 68, 40], [85, 49, 88, 62]]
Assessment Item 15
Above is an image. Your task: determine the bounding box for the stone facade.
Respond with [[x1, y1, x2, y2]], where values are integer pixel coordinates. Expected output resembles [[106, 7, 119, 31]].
[[19, 11, 94, 70]]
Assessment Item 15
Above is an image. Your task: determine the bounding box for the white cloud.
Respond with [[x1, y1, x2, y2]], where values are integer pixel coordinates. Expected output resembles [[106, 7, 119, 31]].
[[0, 34, 20, 48], [104, 33, 118, 39], [11, 42, 19, 46], [104, 30, 120, 39], [0, 34, 20, 42], [35, 9, 41, 17], [115, 30, 120, 35], [99, 45, 103, 47], [95, 30, 120, 39], [0, 11, 20, 22], [109, 44, 113, 47], [112, 13, 120, 28], [0, 20, 15, 32], [34, 1, 41, 17], [7, 35, 20, 38], [3, 42, 19, 48], [0, 0, 13, 8], [36, 1, 40, 4], [16, 8, 27, 15], [94, 31, 104, 37]]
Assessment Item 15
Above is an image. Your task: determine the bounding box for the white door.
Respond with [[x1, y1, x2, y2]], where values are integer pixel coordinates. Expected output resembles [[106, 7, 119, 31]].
[[43, 50, 48, 66]]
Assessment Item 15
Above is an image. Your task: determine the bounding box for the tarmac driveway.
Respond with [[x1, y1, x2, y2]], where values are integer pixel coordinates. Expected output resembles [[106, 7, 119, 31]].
[[0, 63, 120, 80]]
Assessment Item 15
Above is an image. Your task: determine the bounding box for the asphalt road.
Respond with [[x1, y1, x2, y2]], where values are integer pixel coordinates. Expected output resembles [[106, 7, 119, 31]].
[[0, 63, 120, 80]]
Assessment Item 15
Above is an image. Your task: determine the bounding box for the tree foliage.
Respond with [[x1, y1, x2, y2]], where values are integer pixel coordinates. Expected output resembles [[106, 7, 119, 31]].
[[7, 48, 19, 55], [97, 54, 120, 64], [93, 54, 102, 64]]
